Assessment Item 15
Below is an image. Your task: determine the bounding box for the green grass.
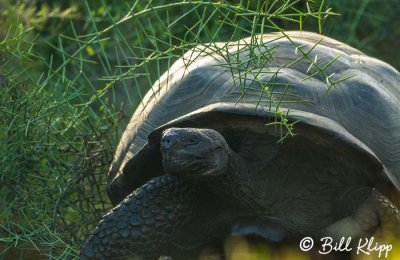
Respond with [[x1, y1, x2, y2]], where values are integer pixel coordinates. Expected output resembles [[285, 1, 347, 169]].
[[0, 0, 398, 259], [319, 0, 400, 69]]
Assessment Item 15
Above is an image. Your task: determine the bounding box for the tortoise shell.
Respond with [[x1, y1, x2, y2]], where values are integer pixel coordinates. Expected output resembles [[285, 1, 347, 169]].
[[108, 31, 400, 205]]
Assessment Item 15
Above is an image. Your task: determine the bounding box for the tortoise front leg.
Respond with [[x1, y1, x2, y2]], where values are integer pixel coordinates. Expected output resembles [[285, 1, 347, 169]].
[[326, 189, 400, 239], [80, 175, 195, 259]]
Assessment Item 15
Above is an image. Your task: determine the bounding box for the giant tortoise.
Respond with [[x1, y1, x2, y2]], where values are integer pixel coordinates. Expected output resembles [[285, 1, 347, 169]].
[[80, 31, 400, 259]]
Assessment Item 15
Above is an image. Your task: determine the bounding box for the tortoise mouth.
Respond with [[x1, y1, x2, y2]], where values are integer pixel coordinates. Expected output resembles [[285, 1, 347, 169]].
[[162, 158, 213, 176]]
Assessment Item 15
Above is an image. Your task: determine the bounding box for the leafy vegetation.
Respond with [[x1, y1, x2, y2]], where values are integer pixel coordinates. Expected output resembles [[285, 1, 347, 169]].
[[0, 0, 399, 259]]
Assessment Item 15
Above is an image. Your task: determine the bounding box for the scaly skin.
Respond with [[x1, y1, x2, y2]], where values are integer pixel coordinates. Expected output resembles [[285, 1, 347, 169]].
[[80, 175, 195, 259], [325, 189, 400, 239], [81, 128, 400, 259], [356, 190, 400, 234]]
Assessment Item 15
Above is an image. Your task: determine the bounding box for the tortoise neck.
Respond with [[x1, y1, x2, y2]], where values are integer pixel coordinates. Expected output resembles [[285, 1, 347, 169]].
[[206, 150, 262, 211]]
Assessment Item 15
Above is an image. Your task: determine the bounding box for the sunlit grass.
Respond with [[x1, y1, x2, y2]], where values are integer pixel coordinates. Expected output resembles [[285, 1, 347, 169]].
[[198, 230, 400, 260]]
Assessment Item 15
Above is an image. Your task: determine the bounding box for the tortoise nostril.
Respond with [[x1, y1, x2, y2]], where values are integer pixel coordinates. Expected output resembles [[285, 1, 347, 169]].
[[161, 130, 180, 149], [161, 138, 171, 149], [162, 138, 171, 146]]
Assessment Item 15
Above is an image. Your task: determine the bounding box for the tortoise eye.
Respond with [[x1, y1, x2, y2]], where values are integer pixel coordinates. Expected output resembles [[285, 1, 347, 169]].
[[186, 137, 199, 145]]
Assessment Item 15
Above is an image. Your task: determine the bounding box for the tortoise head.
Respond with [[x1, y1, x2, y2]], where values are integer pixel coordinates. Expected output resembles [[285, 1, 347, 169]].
[[160, 127, 230, 179]]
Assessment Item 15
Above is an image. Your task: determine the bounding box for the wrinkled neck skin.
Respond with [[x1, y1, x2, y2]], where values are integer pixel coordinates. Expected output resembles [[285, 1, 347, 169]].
[[197, 148, 263, 212]]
